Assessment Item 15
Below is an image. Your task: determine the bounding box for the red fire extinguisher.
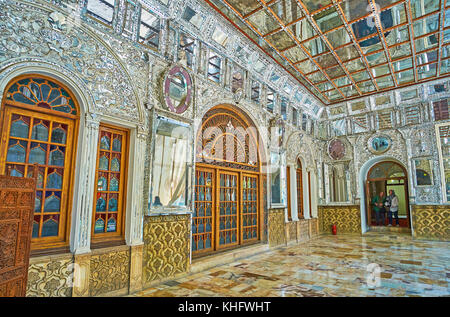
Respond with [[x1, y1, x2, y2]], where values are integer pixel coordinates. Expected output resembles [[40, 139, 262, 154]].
[[332, 224, 337, 235]]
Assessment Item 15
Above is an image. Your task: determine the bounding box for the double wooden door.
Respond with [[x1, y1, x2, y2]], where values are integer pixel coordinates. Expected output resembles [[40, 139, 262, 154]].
[[192, 165, 260, 256]]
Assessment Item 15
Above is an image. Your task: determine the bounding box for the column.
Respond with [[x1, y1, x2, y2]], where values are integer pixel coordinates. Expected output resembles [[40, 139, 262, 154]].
[[126, 127, 147, 294], [70, 114, 100, 297], [126, 127, 147, 246], [70, 114, 100, 255]]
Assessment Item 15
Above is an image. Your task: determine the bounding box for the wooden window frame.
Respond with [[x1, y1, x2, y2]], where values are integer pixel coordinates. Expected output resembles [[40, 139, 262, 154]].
[[0, 75, 80, 252], [90, 123, 129, 246]]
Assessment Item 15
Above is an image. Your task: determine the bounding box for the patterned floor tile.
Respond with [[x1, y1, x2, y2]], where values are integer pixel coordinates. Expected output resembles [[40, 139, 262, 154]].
[[131, 233, 449, 297]]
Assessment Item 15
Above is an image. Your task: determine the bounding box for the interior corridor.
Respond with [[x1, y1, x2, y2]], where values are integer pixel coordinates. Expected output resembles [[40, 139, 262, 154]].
[[133, 233, 449, 297]]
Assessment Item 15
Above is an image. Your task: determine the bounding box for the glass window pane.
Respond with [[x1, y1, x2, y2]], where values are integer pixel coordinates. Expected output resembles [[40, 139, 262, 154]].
[[86, 0, 115, 24], [139, 8, 160, 49]]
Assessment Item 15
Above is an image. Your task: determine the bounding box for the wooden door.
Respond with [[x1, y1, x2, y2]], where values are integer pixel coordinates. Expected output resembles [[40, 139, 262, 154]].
[[192, 167, 215, 254], [0, 167, 36, 297], [286, 166, 292, 220], [241, 173, 258, 243], [217, 171, 239, 249]]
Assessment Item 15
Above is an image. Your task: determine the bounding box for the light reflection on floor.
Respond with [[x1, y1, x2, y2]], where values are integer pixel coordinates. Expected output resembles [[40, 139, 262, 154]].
[[133, 232, 450, 297]]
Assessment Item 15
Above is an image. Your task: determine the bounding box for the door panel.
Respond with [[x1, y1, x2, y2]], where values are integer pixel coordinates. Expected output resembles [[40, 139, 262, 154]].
[[242, 174, 258, 242], [217, 171, 239, 249], [192, 165, 261, 257], [192, 168, 214, 253]]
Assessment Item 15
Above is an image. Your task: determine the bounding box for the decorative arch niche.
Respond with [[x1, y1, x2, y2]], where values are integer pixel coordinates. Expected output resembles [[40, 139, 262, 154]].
[[193, 104, 267, 256]]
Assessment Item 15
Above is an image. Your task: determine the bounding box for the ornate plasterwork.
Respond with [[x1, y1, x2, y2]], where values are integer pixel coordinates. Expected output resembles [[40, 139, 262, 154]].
[[194, 79, 268, 136], [285, 130, 319, 172], [322, 136, 353, 164], [354, 129, 408, 174], [0, 0, 142, 122], [400, 124, 443, 204]]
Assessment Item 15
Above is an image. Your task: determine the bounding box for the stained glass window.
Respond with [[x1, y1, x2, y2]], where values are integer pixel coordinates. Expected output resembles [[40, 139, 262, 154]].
[[6, 78, 77, 116], [92, 125, 128, 239], [2, 76, 78, 250]]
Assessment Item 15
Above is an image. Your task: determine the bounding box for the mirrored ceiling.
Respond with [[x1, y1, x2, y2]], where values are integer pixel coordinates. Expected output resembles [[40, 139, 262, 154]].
[[205, 0, 450, 105]]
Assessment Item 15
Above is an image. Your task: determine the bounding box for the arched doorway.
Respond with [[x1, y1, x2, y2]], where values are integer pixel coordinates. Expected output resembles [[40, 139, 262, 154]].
[[193, 104, 263, 257], [0, 75, 80, 251], [365, 161, 410, 228]]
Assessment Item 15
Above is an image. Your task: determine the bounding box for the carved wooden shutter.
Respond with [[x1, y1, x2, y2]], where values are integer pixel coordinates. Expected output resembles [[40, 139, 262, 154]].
[[0, 168, 36, 297]]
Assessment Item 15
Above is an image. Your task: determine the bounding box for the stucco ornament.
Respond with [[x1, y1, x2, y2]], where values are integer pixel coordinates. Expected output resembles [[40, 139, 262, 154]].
[[0, 1, 140, 121]]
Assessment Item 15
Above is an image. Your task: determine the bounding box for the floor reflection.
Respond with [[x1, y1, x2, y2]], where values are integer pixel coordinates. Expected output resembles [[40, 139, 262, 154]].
[[133, 232, 449, 297]]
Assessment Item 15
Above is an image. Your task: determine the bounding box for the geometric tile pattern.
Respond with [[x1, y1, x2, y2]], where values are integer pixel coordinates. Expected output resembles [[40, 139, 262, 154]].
[[142, 214, 190, 287], [268, 208, 286, 247], [89, 247, 130, 296], [319, 205, 361, 234], [133, 232, 450, 297], [412, 205, 450, 241]]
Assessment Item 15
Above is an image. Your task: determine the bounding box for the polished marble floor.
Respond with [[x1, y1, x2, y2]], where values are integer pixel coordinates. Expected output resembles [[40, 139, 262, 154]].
[[133, 232, 450, 297]]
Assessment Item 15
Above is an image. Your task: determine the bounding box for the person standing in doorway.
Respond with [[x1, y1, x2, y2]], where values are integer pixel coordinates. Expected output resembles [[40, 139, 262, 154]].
[[371, 191, 386, 226], [387, 189, 400, 227]]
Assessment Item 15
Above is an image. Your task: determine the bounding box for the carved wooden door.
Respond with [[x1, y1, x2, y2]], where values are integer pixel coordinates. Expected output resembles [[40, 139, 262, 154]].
[[0, 169, 36, 297]]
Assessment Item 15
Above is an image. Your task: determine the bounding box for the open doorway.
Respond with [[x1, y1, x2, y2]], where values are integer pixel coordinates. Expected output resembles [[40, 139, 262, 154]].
[[365, 161, 410, 228]]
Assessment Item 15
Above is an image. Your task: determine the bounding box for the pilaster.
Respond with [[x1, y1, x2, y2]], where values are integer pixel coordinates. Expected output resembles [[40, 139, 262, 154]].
[[129, 243, 144, 294], [126, 127, 147, 246], [70, 114, 101, 255]]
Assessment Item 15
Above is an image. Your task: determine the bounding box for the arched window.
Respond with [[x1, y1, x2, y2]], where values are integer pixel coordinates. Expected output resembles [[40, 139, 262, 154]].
[[296, 159, 304, 219], [1, 75, 79, 251]]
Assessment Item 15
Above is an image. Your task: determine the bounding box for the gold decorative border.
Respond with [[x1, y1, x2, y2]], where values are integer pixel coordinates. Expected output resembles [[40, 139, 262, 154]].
[[412, 205, 450, 241], [318, 205, 361, 234]]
